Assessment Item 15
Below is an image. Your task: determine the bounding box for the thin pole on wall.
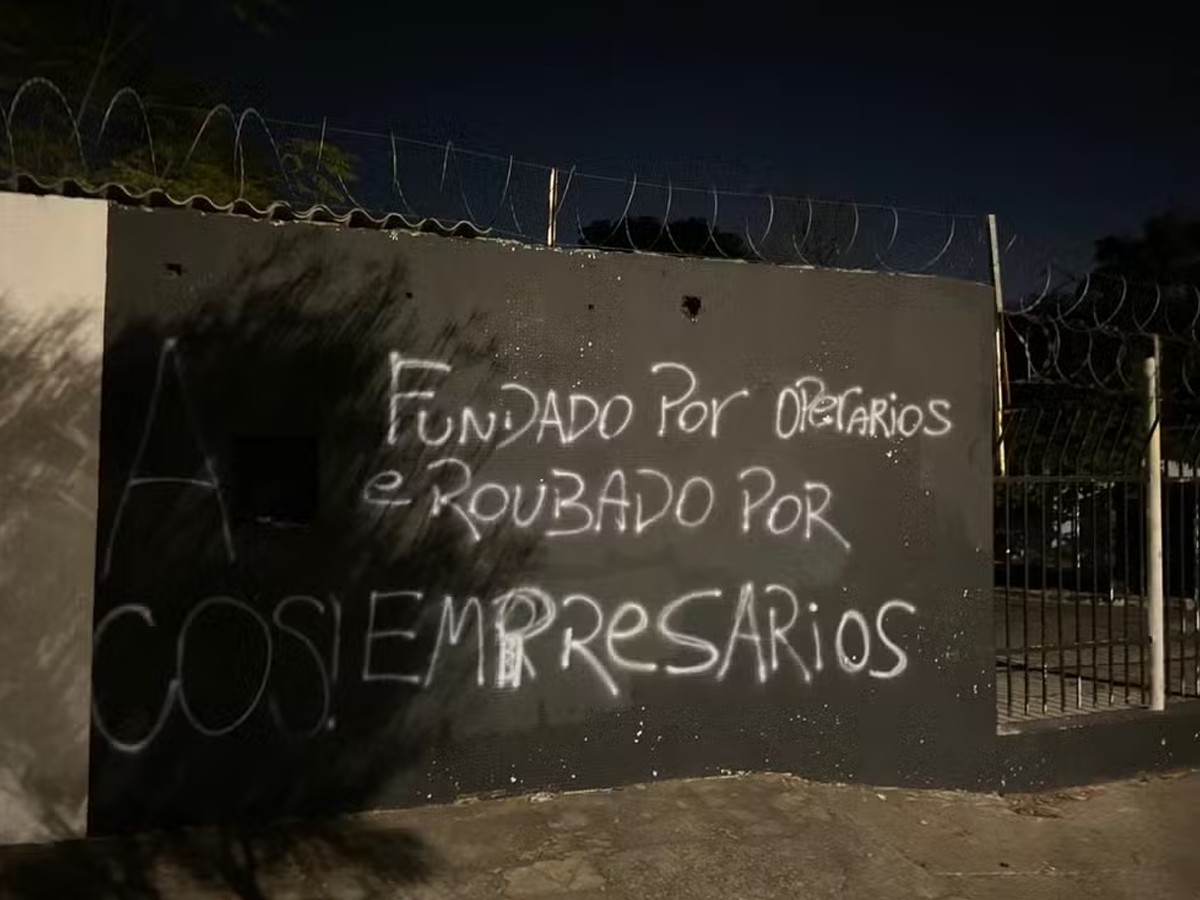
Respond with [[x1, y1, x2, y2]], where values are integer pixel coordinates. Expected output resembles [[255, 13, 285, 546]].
[[546, 167, 559, 247], [1146, 334, 1166, 711], [987, 214, 1008, 476]]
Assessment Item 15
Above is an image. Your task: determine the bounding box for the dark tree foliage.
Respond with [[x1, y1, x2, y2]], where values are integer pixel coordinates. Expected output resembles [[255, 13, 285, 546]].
[[1095, 212, 1200, 286], [0, 0, 357, 207], [579, 216, 752, 260]]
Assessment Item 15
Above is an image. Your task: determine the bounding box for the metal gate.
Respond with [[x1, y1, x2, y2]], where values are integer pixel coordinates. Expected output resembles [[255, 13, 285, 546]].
[[995, 281, 1200, 725], [995, 398, 1152, 723]]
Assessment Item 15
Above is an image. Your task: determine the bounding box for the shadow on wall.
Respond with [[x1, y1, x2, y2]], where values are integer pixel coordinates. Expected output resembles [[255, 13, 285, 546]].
[[0, 301, 98, 842], [1, 228, 543, 898]]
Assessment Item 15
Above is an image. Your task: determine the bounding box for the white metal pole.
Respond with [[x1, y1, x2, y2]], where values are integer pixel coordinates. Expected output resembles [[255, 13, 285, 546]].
[[1146, 334, 1166, 711], [987, 214, 1008, 476], [546, 167, 559, 247]]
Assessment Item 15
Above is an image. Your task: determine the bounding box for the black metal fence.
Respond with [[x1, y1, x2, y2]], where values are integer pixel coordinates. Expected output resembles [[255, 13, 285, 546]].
[[1163, 466, 1200, 698], [996, 397, 1150, 721], [996, 297, 1200, 723]]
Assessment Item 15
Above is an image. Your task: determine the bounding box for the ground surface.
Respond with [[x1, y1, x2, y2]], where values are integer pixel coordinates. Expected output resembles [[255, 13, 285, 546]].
[[1, 769, 1198, 899]]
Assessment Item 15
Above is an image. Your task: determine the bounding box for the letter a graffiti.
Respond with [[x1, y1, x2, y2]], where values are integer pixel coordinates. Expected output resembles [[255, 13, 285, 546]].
[[101, 338, 236, 579]]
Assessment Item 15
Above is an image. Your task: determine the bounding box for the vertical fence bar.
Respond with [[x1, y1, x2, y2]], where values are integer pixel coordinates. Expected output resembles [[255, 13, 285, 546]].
[[1023, 480, 1031, 714], [988, 214, 1008, 478], [1057, 483, 1066, 712], [1004, 478, 1014, 717], [1138, 480, 1148, 704], [1040, 481, 1049, 712], [1193, 481, 1199, 696], [1020, 410, 1043, 717], [1123, 481, 1132, 703], [1108, 412, 1130, 704], [1185, 478, 1191, 694], [546, 167, 559, 247], [1080, 480, 1089, 710], [1087, 414, 1107, 707], [1164, 469, 1172, 695], [1146, 338, 1166, 711], [1106, 483, 1115, 703], [1071, 414, 1090, 709], [1091, 486, 1100, 705], [1178, 476, 1186, 695], [1118, 487, 1128, 705]]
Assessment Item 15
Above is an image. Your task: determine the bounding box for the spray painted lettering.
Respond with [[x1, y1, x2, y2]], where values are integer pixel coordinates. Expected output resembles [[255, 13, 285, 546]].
[[377, 354, 953, 546], [91, 582, 917, 753], [94, 340, 941, 756]]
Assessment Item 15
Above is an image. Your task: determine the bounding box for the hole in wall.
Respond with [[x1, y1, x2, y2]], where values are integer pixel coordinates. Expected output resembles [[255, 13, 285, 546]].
[[681, 295, 702, 320], [164, 262, 185, 277]]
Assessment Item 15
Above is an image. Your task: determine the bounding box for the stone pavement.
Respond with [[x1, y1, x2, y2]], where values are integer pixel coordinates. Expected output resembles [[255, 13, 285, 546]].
[[2, 769, 1198, 899]]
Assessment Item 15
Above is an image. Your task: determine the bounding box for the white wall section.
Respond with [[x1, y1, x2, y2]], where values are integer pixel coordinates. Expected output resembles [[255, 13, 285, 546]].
[[0, 193, 107, 844]]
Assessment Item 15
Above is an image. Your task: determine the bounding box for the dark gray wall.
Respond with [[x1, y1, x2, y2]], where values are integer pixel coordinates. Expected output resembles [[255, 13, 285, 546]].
[[998, 702, 1200, 790], [90, 206, 995, 833]]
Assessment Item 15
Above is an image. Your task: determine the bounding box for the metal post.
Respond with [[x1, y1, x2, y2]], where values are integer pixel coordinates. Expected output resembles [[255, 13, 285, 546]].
[[1146, 335, 1166, 711], [987, 214, 1008, 476], [546, 167, 559, 247]]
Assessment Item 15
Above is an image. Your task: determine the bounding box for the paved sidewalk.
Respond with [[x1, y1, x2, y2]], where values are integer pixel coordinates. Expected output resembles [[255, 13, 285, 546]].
[[2, 769, 1199, 899]]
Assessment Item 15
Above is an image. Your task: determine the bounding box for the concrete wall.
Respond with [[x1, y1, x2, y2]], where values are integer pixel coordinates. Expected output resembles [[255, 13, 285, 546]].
[[87, 207, 995, 833], [7, 196, 1189, 844], [0, 193, 106, 844]]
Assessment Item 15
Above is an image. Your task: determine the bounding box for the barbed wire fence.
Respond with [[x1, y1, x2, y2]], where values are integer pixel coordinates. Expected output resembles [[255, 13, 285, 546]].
[[997, 221, 1200, 413], [3, 77, 1200, 405], [0, 78, 990, 278]]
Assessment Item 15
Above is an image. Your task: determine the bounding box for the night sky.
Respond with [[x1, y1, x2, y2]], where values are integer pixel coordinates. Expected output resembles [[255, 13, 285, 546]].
[[151, 2, 1198, 261]]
